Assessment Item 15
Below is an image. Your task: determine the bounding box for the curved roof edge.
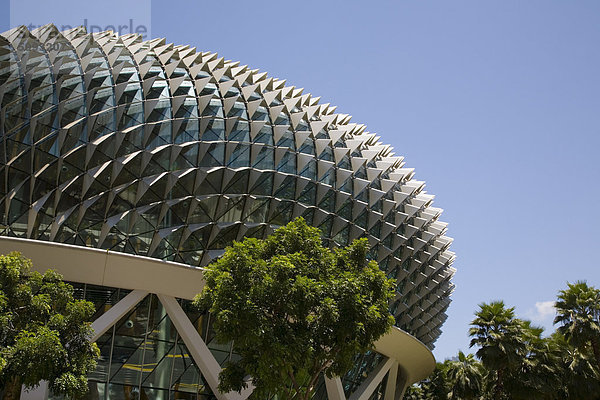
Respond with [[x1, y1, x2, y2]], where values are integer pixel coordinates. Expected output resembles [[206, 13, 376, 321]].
[[0, 236, 204, 299], [374, 327, 436, 383]]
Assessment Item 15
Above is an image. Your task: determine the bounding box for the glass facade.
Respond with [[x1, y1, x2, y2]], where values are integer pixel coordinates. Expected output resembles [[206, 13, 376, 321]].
[[59, 284, 226, 400], [57, 283, 388, 400], [0, 24, 454, 348]]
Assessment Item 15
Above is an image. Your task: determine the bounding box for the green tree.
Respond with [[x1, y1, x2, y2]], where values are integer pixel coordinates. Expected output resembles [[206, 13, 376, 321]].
[[508, 320, 561, 400], [550, 332, 600, 400], [409, 354, 484, 400], [415, 361, 450, 400], [195, 218, 395, 400], [554, 281, 600, 369], [403, 384, 425, 400], [468, 301, 529, 399], [408, 283, 600, 400], [445, 351, 484, 400], [0, 252, 99, 400], [469, 302, 565, 400]]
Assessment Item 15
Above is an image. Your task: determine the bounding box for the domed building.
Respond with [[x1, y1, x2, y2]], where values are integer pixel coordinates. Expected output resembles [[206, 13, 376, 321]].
[[0, 24, 455, 400]]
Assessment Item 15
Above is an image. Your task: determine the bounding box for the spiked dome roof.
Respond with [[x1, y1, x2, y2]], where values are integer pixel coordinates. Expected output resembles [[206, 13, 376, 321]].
[[0, 24, 455, 348]]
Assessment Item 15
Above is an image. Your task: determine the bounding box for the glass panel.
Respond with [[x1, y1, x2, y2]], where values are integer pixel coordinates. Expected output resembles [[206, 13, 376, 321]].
[[228, 144, 250, 168], [273, 176, 295, 200], [341, 351, 385, 398], [106, 383, 140, 400], [109, 295, 152, 385], [299, 160, 317, 180], [140, 339, 176, 389], [243, 197, 269, 223], [228, 120, 249, 142], [199, 143, 224, 167], [253, 147, 274, 170], [223, 170, 249, 194], [250, 173, 272, 196], [253, 125, 273, 145], [276, 151, 296, 174], [170, 341, 201, 394]]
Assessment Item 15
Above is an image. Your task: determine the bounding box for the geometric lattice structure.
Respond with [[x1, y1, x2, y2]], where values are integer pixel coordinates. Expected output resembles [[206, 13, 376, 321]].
[[68, 283, 397, 400], [0, 24, 454, 351], [74, 285, 229, 400]]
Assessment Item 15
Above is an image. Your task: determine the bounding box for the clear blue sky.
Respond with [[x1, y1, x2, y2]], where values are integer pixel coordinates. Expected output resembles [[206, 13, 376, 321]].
[[2, 0, 600, 361]]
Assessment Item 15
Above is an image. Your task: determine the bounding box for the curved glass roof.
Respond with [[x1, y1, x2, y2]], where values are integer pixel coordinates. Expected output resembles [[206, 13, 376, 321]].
[[0, 24, 455, 347]]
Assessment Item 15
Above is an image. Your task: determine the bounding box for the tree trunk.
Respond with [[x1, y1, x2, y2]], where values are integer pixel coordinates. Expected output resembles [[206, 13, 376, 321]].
[[302, 386, 313, 400], [4, 376, 23, 400], [591, 336, 600, 371], [495, 368, 504, 399]]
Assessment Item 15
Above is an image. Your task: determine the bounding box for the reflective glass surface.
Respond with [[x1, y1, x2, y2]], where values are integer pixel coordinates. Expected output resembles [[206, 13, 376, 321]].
[[0, 24, 455, 347]]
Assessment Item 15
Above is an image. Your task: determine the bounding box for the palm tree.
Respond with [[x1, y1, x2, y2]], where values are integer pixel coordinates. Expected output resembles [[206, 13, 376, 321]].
[[445, 351, 484, 400], [551, 332, 600, 400], [510, 320, 562, 400], [419, 362, 450, 399], [469, 301, 529, 399], [554, 281, 600, 369]]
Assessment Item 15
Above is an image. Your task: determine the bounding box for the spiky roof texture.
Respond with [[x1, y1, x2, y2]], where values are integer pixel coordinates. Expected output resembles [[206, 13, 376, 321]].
[[0, 24, 455, 347]]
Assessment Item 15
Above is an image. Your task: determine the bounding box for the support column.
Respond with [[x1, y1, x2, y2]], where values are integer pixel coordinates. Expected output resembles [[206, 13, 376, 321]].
[[383, 361, 398, 400], [348, 357, 394, 400], [394, 370, 409, 400], [20, 382, 48, 400], [157, 294, 254, 400], [325, 376, 346, 400], [90, 289, 148, 341]]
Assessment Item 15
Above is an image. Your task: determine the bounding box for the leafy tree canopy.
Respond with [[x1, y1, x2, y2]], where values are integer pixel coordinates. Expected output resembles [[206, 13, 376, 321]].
[[555, 281, 600, 368], [0, 252, 99, 400], [195, 218, 395, 400], [405, 281, 600, 400]]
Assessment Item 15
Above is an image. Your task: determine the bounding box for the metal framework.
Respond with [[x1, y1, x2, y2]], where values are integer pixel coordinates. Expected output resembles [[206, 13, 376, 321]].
[[0, 23, 455, 399]]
